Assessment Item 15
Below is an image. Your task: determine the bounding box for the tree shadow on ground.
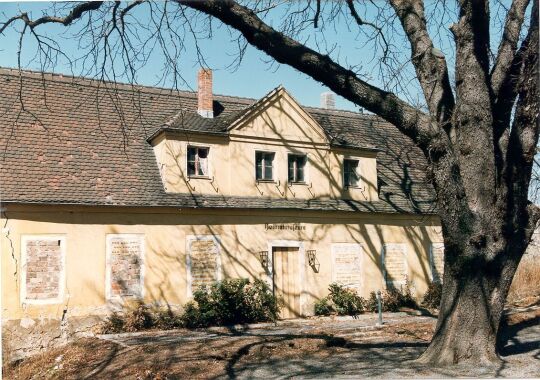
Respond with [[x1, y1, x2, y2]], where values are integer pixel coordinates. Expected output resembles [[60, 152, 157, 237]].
[[498, 315, 540, 357]]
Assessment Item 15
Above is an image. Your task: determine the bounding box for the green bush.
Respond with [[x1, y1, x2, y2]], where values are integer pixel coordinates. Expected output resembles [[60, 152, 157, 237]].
[[422, 281, 443, 309], [366, 282, 418, 312], [314, 283, 366, 316], [314, 297, 333, 316], [180, 278, 280, 328]]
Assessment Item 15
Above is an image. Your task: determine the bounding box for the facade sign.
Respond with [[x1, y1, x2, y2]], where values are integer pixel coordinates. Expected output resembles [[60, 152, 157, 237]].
[[265, 223, 305, 231], [331, 243, 363, 290]]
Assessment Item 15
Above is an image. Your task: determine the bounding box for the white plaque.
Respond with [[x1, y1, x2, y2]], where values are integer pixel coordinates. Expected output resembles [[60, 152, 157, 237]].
[[331, 243, 363, 290]]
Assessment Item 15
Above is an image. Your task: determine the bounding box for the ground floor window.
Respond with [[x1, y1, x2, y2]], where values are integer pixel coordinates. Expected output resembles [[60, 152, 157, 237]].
[[21, 235, 66, 304]]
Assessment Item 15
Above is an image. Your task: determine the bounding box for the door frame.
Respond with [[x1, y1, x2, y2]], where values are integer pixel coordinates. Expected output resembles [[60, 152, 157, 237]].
[[267, 240, 305, 316]]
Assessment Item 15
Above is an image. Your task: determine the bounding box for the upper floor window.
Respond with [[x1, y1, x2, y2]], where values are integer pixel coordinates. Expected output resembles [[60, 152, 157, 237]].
[[255, 151, 275, 181], [344, 159, 360, 188], [187, 146, 209, 177], [288, 154, 307, 183]]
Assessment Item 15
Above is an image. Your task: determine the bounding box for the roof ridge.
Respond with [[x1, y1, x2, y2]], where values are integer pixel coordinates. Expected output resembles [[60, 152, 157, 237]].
[[0, 66, 255, 105], [0, 66, 374, 117]]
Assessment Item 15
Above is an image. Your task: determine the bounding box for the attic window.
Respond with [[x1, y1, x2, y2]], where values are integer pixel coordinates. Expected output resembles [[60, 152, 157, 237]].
[[255, 151, 274, 181], [288, 154, 307, 183], [344, 159, 360, 188], [187, 146, 209, 177]]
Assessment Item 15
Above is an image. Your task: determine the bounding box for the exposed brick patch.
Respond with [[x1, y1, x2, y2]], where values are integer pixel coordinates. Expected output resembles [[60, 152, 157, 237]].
[[109, 236, 143, 298], [24, 239, 63, 301]]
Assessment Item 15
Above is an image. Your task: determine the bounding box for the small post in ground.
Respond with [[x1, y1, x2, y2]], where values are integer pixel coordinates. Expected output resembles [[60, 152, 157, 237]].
[[376, 290, 383, 326]]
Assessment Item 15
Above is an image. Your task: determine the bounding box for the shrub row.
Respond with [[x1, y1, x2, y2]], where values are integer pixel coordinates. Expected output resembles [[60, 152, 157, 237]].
[[182, 278, 279, 328], [314, 281, 437, 317], [101, 279, 443, 333], [100, 278, 279, 333], [314, 283, 367, 316]]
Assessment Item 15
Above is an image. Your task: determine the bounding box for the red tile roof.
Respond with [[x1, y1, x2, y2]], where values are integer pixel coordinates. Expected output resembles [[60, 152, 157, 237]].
[[0, 67, 436, 214]]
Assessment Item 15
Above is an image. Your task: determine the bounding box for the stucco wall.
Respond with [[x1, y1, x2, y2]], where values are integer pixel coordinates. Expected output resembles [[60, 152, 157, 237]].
[[152, 91, 379, 202], [1, 204, 442, 322]]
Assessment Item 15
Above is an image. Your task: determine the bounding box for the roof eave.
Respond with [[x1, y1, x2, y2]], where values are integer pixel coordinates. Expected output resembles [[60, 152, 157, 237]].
[[147, 126, 229, 143]]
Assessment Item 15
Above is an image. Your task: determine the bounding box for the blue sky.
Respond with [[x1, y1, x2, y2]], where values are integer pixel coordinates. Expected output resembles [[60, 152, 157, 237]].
[[0, 1, 520, 112], [0, 1, 417, 112]]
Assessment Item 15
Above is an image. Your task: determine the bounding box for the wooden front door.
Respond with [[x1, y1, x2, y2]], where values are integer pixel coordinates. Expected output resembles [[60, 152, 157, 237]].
[[272, 246, 301, 319]]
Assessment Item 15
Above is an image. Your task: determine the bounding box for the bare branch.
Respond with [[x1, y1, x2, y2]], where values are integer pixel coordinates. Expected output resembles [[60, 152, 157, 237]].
[[180, 0, 435, 148], [313, 0, 321, 28], [506, 0, 539, 203], [7, 2, 104, 31], [491, 0, 530, 96], [0, 14, 24, 34], [346, 0, 389, 60], [390, 0, 455, 127]]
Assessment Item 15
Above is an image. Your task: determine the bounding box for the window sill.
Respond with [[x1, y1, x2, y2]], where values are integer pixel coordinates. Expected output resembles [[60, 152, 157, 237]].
[[256, 179, 276, 184], [187, 175, 212, 180], [289, 181, 308, 186]]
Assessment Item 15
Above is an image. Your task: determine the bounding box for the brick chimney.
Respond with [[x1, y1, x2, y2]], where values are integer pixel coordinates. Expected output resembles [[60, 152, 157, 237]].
[[197, 68, 213, 118], [320, 92, 336, 109]]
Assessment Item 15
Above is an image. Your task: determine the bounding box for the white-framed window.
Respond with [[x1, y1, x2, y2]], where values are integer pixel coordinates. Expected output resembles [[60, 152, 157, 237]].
[[288, 154, 307, 183], [255, 151, 275, 181], [343, 159, 360, 188], [21, 235, 66, 305], [187, 146, 209, 177]]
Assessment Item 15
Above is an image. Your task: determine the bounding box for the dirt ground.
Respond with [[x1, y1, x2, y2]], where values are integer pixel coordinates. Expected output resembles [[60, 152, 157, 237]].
[[4, 305, 539, 380]]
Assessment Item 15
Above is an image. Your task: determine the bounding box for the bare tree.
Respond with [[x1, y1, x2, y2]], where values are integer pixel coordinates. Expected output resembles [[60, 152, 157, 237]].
[[1, 0, 538, 365]]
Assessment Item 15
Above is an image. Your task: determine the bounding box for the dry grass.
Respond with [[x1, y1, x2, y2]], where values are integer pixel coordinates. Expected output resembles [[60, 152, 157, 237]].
[[3, 308, 537, 380], [508, 254, 540, 303]]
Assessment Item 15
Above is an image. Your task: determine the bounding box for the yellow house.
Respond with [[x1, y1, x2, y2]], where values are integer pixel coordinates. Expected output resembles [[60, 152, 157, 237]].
[[0, 67, 443, 357]]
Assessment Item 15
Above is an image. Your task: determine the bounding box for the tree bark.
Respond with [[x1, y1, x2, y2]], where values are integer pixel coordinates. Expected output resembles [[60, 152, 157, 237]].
[[418, 242, 520, 364]]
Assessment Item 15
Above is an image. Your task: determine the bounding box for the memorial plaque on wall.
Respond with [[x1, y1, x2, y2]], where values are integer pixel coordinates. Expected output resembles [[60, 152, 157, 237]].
[[108, 235, 144, 299], [430, 243, 445, 283], [383, 244, 407, 285], [188, 237, 220, 292], [331, 243, 363, 290]]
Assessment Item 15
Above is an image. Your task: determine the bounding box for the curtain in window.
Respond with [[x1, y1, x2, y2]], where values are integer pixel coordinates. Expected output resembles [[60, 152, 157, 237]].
[[197, 148, 208, 176]]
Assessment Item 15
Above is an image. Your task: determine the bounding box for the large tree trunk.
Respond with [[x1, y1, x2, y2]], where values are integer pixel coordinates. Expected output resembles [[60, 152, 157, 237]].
[[418, 231, 526, 365]]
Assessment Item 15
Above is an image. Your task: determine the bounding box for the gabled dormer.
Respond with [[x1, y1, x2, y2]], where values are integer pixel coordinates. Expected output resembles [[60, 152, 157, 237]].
[[149, 70, 379, 202]]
